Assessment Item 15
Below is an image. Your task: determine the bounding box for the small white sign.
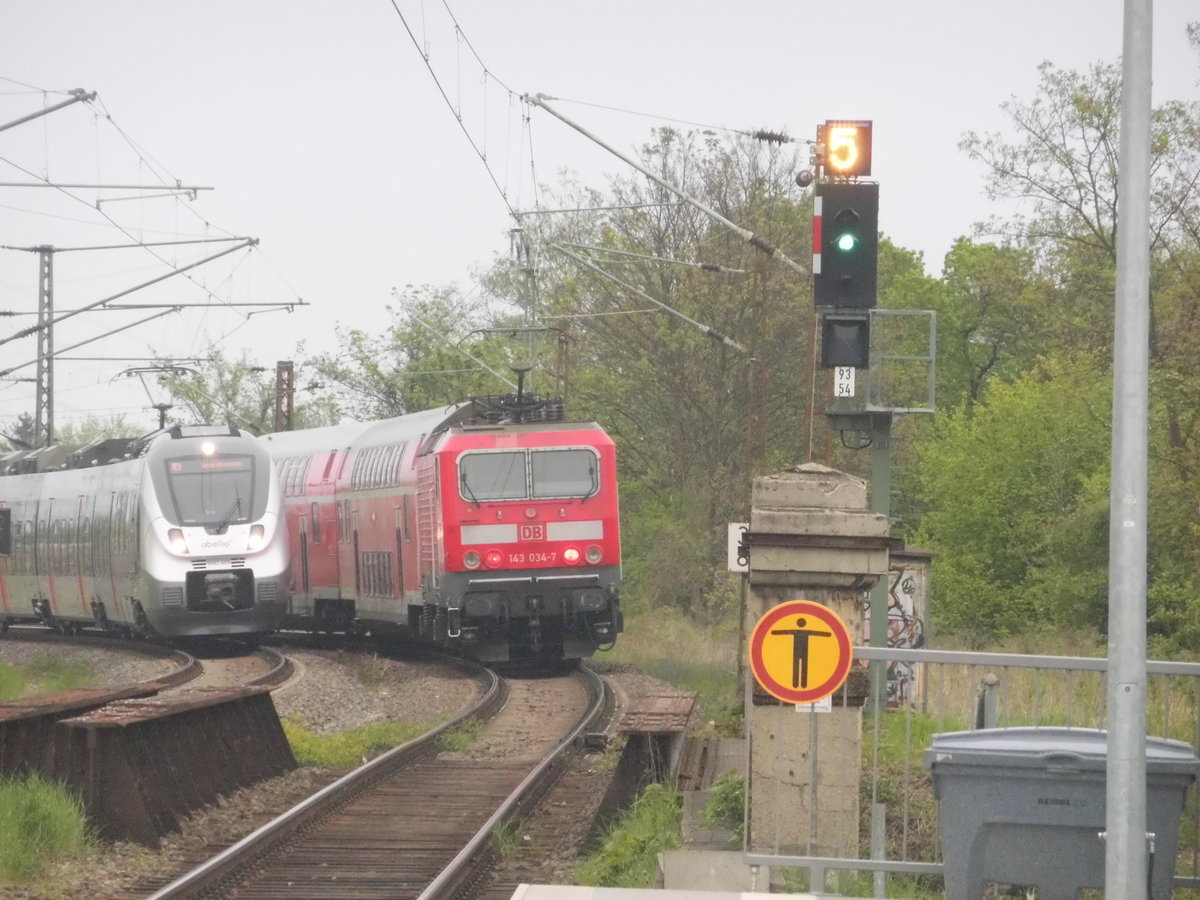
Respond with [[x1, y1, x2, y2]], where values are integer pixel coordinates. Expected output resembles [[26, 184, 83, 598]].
[[727, 522, 749, 573], [835, 367, 856, 398], [797, 695, 833, 713]]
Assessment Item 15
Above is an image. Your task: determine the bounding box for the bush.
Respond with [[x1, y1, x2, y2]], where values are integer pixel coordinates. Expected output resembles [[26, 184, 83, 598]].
[[700, 770, 744, 843], [0, 773, 94, 883]]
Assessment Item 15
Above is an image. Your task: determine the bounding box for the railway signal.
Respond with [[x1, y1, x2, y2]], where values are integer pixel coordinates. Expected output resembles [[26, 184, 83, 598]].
[[817, 119, 872, 177], [813, 181, 879, 309], [811, 118, 877, 371]]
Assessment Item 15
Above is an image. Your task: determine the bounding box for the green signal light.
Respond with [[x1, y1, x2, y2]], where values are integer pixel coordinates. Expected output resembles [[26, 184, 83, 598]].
[[835, 232, 858, 252]]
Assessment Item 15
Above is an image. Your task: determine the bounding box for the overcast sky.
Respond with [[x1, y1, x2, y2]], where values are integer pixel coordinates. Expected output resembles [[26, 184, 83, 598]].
[[1, 1, 1196, 434]]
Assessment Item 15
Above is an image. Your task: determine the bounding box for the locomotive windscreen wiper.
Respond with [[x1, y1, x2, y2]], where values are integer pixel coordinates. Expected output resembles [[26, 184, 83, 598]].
[[461, 471, 481, 507]]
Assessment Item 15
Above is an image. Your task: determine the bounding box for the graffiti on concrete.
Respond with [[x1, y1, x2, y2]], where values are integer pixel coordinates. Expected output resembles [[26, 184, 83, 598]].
[[863, 557, 928, 708]]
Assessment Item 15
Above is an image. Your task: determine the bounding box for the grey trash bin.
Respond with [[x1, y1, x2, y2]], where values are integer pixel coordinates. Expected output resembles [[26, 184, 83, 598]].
[[924, 727, 1199, 900]]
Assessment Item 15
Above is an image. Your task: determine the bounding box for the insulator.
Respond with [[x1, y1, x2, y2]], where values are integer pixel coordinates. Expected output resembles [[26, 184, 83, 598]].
[[752, 130, 790, 144]]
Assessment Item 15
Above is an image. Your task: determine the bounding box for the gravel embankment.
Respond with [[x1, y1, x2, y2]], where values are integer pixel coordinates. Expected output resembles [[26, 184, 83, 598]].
[[0, 641, 679, 899]]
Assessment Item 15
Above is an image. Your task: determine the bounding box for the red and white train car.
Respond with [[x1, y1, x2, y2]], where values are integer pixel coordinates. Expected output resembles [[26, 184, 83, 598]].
[[262, 397, 623, 662]]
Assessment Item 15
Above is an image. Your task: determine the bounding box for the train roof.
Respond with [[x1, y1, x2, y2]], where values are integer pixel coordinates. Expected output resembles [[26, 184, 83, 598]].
[[1, 424, 250, 476], [260, 394, 585, 457]]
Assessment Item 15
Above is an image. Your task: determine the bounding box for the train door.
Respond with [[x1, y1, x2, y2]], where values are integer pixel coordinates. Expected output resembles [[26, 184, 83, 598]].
[[297, 514, 310, 601], [0, 506, 10, 612], [393, 504, 405, 598], [95, 490, 123, 623], [38, 498, 54, 614], [352, 509, 361, 597], [71, 495, 88, 617]]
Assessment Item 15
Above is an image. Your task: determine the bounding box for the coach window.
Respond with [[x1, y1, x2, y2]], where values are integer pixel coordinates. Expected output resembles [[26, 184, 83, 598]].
[[459, 451, 526, 501], [0, 508, 10, 556], [311, 502, 320, 544], [531, 449, 599, 499]]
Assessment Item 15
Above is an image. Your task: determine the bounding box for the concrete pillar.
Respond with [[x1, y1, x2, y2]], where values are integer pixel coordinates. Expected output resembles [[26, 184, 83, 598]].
[[744, 463, 889, 860]]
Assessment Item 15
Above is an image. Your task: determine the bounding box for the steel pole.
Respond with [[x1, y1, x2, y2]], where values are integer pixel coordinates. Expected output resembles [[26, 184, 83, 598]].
[[1107, 0, 1153, 895]]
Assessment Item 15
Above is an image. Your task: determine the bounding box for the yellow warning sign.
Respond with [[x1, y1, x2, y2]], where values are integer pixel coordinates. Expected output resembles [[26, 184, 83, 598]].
[[748, 600, 853, 705]]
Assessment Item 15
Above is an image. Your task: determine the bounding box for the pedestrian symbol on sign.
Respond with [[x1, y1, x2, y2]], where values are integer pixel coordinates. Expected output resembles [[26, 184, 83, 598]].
[[749, 600, 853, 705]]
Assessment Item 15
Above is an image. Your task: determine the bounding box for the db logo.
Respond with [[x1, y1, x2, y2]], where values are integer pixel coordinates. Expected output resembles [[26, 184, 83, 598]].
[[519, 524, 546, 541]]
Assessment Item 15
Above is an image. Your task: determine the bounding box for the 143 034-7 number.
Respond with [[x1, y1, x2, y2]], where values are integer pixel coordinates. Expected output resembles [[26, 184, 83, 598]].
[[508, 551, 557, 565]]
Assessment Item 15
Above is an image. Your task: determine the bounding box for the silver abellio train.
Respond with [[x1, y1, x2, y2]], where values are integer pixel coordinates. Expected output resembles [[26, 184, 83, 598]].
[[0, 424, 290, 639]]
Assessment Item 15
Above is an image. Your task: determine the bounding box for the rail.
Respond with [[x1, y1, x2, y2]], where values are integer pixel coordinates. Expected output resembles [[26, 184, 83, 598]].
[[418, 664, 608, 900], [146, 661, 503, 899]]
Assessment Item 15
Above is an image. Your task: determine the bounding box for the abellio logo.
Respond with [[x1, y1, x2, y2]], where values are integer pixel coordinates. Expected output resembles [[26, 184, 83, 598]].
[[201, 539, 232, 549]]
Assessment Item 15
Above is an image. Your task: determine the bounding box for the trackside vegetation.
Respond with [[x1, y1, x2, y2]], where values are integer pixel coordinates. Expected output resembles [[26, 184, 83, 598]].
[[576, 783, 682, 888], [0, 654, 94, 701], [281, 718, 433, 768], [0, 773, 95, 884]]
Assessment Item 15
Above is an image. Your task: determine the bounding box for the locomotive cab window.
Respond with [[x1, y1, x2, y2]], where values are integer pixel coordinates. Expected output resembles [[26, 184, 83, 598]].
[[460, 451, 527, 501], [531, 449, 598, 499], [458, 448, 599, 501]]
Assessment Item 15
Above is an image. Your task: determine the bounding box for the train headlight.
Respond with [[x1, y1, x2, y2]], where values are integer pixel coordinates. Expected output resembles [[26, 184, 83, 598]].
[[200, 441, 216, 456], [563, 547, 581, 565], [248, 524, 266, 551], [464, 550, 482, 569], [576, 588, 607, 611], [168, 528, 189, 554], [484, 549, 505, 568], [585, 545, 603, 564]]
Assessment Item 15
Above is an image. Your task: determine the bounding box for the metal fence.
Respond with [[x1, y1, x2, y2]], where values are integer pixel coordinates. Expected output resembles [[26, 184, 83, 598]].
[[743, 645, 1200, 896]]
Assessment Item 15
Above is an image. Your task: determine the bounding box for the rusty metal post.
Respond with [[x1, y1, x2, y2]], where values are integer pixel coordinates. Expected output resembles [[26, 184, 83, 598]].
[[274, 360, 294, 432]]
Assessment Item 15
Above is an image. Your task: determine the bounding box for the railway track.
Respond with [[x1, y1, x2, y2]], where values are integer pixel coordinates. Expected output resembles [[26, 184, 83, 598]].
[[0, 626, 201, 690], [140, 665, 609, 900]]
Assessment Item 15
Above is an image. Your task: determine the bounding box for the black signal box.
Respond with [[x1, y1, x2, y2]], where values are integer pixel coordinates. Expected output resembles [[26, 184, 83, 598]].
[[814, 181, 879, 308], [820, 312, 870, 369]]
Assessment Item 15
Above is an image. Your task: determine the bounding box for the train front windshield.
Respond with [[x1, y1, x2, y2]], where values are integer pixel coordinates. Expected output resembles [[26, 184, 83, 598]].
[[459, 448, 598, 501], [163, 455, 259, 527]]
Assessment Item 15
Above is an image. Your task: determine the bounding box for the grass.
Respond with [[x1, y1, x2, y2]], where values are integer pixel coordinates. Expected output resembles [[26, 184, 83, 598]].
[[0, 661, 26, 701], [594, 606, 742, 733], [282, 718, 432, 768], [437, 717, 483, 752], [490, 820, 525, 859], [576, 783, 682, 888], [0, 773, 95, 885], [700, 769, 744, 843], [0, 654, 94, 701]]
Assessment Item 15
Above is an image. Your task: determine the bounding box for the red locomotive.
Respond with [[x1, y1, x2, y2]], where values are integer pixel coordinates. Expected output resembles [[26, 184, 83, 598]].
[[261, 394, 623, 662]]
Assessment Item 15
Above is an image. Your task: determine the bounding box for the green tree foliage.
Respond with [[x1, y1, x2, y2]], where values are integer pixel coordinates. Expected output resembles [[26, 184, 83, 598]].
[[910, 363, 1111, 643], [53, 415, 142, 444], [307, 284, 528, 421], [0, 412, 37, 451], [932, 239, 1047, 407], [157, 350, 337, 434], [909, 46, 1200, 647]]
